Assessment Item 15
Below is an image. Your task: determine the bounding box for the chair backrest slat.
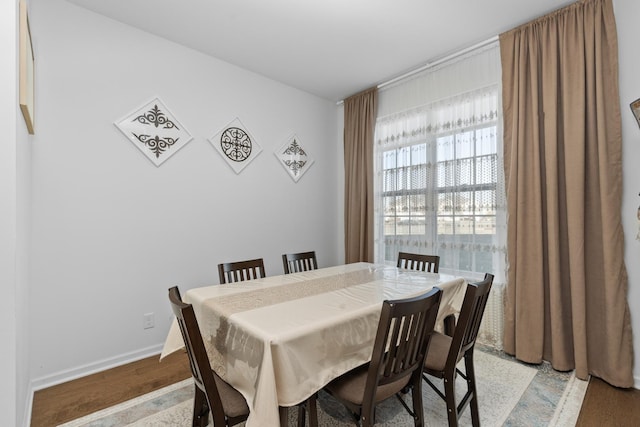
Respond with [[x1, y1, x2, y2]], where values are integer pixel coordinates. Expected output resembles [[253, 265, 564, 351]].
[[218, 258, 266, 284], [397, 252, 440, 273], [365, 288, 442, 395], [282, 251, 318, 274]]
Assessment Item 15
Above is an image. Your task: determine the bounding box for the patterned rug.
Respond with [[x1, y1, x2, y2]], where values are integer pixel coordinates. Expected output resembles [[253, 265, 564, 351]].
[[58, 348, 587, 426]]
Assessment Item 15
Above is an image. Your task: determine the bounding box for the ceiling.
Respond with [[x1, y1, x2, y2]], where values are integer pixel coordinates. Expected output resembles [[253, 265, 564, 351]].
[[66, 0, 575, 102]]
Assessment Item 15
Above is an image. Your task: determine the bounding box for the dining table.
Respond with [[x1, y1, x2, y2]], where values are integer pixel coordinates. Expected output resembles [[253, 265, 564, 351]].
[[160, 262, 467, 427]]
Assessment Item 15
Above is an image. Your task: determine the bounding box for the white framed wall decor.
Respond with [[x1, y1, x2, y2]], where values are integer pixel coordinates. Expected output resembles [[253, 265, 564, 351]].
[[19, 0, 35, 134], [275, 134, 315, 182], [114, 97, 193, 166], [209, 117, 262, 174]]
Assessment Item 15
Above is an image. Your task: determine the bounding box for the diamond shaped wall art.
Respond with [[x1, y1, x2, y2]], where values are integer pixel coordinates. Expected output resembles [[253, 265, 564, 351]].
[[275, 134, 314, 182], [209, 118, 262, 174], [114, 97, 192, 167]]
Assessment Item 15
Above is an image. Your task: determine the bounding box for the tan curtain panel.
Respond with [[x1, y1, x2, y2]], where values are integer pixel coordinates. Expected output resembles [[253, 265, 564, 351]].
[[500, 0, 633, 387], [344, 88, 378, 263]]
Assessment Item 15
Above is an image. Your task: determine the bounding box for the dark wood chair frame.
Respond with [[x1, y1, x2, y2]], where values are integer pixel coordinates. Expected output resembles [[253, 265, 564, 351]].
[[323, 287, 443, 427], [218, 258, 266, 284], [170, 286, 316, 427], [422, 273, 494, 427], [397, 252, 440, 273], [168, 286, 249, 427], [282, 251, 318, 274]]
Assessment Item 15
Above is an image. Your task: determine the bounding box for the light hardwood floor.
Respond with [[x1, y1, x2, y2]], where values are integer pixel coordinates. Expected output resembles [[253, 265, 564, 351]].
[[575, 376, 640, 427], [30, 351, 191, 427], [31, 350, 640, 426]]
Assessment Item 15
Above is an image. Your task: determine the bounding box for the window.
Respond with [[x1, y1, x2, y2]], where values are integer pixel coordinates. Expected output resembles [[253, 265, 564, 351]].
[[375, 86, 505, 278], [374, 44, 504, 350]]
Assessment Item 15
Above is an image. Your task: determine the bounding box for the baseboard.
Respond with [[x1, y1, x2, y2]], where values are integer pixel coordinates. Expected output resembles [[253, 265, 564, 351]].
[[30, 344, 163, 392], [22, 383, 34, 427], [635, 374, 640, 390]]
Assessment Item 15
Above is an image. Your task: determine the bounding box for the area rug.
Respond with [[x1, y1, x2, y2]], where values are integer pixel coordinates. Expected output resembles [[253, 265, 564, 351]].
[[58, 350, 584, 426], [548, 373, 589, 427]]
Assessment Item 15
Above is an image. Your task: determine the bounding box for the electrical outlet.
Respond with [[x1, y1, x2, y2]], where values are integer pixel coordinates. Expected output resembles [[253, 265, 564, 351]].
[[143, 312, 154, 329]]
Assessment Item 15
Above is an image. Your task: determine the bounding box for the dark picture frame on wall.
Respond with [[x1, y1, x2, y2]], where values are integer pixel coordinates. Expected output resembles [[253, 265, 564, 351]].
[[19, 0, 35, 135]]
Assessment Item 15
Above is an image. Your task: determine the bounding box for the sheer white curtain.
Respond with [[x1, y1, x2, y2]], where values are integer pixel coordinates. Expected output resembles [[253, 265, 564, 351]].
[[373, 43, 505, 347]]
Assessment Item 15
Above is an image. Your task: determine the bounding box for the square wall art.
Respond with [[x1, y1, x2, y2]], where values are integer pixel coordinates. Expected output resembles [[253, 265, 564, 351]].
[[114, 97, 193, 166], [19, 0, 34, 134], [275, 134, 314, 182], [209, 118, 262, 174]]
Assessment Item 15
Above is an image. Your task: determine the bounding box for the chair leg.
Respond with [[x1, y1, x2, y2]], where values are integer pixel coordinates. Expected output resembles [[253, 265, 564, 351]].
[[308, 394, 318, 427], [297, 404, 306, 427], [361, 404, 375, 427], [280, 406, 289, 427], [292, 394, 319, 427], [192, 386, 209, 427], [410, 381, 425, 427], [443, 371, 459, 427], [464, 353, 480, 427]]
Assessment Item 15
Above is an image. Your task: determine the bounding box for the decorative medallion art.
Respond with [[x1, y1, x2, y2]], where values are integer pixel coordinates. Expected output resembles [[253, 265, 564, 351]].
[[114, 97, 193, 166], [209, 118, 262, 174], [275, 134, 314, 182]]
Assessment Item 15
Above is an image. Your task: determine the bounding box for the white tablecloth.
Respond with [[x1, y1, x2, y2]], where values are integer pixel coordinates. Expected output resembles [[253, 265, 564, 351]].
[[161, 262, 466, 427]]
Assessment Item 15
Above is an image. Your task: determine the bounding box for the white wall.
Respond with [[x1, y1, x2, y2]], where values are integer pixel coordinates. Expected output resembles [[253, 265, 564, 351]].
[[0, 1, 19, 425], [2, 1, 32, 426], [16, 83, 32, 427], [614, 0, 640, 388], [28, 0, 340, 387]]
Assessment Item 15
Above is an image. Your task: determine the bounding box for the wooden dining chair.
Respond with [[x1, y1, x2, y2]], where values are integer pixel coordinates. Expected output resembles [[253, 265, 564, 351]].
[[422, 273, 494, 427], [397, 252, 440, 273], [218, 258, 266, 284], [168, 286, 250, 427], [169, 287, 315, 427], [282, 251, 318, 274], [322, 287, 443, 427]]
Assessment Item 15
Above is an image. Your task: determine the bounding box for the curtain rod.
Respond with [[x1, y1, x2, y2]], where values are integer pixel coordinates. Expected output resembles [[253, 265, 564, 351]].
[[337, 35, 499, 106]]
